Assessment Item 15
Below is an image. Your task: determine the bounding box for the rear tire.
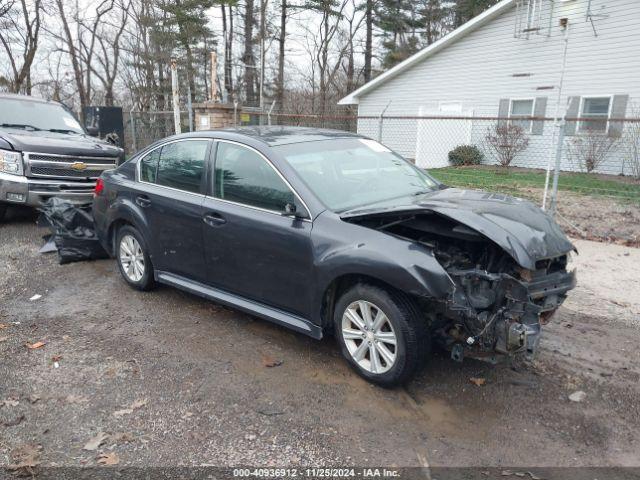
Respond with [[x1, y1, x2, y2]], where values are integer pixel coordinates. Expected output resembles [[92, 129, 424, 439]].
[[334, 283, 429, 388], [116, 225, 156, 291], [0, 203, 7, 222]]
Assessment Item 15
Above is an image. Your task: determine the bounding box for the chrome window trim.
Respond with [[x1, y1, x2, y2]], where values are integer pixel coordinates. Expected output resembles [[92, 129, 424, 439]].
[[136, 138, 211, 198], [212, 139, 312, 220]]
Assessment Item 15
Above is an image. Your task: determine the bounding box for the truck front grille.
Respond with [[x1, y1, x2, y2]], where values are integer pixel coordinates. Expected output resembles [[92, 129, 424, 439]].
[[25, 152, 117, 180], [30, 166, 105, 178]]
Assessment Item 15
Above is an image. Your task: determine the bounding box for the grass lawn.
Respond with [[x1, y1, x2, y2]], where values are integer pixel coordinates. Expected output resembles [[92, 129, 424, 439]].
[[428, 166, 640, 203]]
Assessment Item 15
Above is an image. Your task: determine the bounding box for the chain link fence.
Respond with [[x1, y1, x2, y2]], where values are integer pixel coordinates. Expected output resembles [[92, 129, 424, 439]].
[[123, 110, 640, 245]]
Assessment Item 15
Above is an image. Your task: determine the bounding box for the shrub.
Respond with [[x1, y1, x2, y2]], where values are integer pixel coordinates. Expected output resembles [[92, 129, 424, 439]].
[[448, 145, 484, 166], [485, 123, 529, 167]]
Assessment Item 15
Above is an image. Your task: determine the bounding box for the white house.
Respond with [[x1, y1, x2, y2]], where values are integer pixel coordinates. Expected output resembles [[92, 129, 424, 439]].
[[338, 0, 639, 175]]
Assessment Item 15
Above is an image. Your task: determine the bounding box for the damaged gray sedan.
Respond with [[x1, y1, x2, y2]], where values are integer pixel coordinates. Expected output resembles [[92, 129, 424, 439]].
[[93, 127, 576, 387]]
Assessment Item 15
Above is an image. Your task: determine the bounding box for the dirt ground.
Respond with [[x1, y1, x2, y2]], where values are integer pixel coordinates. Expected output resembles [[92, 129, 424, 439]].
[[1, 206, 640, 476]]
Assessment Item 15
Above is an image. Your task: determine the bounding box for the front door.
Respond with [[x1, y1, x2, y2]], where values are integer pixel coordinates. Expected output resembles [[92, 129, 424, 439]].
[[136, 139, 211, 282], [202, 140, 314, 319]]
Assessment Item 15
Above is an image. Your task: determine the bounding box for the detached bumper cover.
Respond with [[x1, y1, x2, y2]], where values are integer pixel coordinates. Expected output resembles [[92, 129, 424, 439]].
[[0, 172, 96, 206]]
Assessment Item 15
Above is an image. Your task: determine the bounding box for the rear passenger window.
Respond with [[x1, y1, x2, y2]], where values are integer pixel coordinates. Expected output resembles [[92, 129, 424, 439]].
[[140, 148, 160, 183], [156, 140, 209, 194], [214, 142, 294, 212]]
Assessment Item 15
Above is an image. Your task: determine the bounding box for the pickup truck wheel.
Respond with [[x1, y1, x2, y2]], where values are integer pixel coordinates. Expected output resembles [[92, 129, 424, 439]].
[[116, 225, 155, 291], [0, 203, 7, 222], [334, 284, 429, 388]]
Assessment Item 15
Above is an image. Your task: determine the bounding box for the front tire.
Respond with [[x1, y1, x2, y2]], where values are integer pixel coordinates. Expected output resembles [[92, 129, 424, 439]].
[[116, 225, 156, 291], [334, 283, 429, 387]]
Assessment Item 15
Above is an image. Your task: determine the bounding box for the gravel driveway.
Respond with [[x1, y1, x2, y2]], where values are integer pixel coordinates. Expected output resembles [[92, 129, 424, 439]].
[[1, 206, 639, 476]]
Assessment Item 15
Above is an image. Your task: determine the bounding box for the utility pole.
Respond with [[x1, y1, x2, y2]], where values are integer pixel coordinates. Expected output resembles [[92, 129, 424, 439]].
[[171, 59, 181, 135], [259, 0, 267, 114]]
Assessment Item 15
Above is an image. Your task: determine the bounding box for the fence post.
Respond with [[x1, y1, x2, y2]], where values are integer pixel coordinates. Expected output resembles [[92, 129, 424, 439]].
[[187, 82, 194, 132], [233, 101, 238, 127], [548, 119, 566, 217], [129, 108, 137, 154], [170, 59, 181, 135], [267, 100, 276, 126], [377, 101, 391, 143]]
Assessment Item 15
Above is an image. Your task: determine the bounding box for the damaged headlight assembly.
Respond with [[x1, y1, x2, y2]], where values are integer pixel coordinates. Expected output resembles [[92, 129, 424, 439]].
[[0, 149, 23, 175]]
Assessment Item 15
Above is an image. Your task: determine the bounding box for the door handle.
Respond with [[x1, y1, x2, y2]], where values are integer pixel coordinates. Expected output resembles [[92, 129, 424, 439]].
[[203, 212, 227, 227], [136, 195, 151, 208]]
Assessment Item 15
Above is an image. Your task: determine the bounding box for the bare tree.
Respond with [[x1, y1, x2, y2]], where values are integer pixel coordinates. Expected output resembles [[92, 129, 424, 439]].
[[621, 108, 640, 179], [54, 0, 116, 119], [485, 123, 530, 168], [91, 0, 132, 106], [567, 132, 619, 173], [0, 0, 42, 94]]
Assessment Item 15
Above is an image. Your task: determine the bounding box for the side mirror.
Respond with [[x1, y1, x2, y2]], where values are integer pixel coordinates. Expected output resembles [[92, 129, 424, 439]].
[[86, 125, 99, 137], [281, 202, 305, 219]]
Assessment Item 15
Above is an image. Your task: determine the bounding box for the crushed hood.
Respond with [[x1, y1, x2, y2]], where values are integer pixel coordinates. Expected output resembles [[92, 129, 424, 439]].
[[341, 188, 575, 270], [0, 128, 122, 158]]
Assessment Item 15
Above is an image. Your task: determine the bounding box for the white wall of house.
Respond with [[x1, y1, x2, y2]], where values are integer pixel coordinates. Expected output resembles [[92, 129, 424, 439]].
[[354, 0, 640, 175]]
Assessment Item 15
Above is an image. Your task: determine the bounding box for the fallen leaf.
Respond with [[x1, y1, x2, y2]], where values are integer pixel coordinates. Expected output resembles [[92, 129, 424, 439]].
[[65, 394, 88, 404], [0, 323, 9, 329], [51, 354, 63, 362], [3, 399, 20, 407], [111, 432, 135, 443], [97, 452, 119, 466], [3, 414, 25, 427], [0, 335, 9, 342], [262, 354, 283, 368], [29, 394, 41, 404], [113, 408, 133, 416], [7, 444, 41, 475], [29, 294, 42, 301], [569, 390, 586, 402], [26, 341, 46, 350], [83, 432, 109, 451], [114, 398, 147, 416], [130, 398, 147, 409], [470, 377, 486, 386]]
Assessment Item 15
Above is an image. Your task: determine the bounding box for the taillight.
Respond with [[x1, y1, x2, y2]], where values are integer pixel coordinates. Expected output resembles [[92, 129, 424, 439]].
[[94, 178, 104, 196]]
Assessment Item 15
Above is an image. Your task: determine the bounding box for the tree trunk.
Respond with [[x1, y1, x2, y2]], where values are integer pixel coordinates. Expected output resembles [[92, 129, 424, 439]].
[[275, 0, 286, 111], [364, 0, 372, 83], [243, 0, 256, 105]]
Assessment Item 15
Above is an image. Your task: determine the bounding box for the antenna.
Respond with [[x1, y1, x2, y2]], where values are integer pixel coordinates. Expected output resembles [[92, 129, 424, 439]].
[[585, 0, 609, 37]]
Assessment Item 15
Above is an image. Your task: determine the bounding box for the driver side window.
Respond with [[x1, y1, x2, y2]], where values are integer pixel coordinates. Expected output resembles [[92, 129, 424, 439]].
[[214, 142, 295, 213]]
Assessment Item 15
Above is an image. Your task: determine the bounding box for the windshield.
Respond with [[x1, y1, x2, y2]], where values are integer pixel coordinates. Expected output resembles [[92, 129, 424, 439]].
[[0, 97, 84, 134], [276, 138, 439, 212]]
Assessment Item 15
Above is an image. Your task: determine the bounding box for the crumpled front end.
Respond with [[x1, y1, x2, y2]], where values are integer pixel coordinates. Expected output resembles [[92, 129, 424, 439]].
[[441, 255, 576, 362], [342, 205, 577, 363]]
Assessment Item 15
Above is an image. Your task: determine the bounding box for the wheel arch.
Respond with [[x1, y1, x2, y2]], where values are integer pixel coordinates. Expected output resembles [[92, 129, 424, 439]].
[[105, 200, 150, 256], [319, 273, 424, 334]]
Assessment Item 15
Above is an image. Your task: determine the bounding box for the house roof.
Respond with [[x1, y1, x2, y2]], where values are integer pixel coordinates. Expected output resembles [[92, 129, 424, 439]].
[[338, 0, 517, 105]]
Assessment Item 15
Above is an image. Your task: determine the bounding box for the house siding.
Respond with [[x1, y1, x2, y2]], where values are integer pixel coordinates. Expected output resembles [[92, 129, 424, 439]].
[[355, 0, 640, 175]]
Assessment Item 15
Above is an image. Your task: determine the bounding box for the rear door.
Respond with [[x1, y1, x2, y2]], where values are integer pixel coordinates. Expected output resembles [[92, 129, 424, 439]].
[[201, 140, 314, 318], [136, 138, 211, 282]]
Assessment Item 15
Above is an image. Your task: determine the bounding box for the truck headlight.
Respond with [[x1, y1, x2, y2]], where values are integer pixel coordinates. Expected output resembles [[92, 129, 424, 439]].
[[0, 149, 23, 176]]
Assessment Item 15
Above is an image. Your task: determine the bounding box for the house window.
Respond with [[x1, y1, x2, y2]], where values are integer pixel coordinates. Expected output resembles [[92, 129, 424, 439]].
[[509, 99, 534, 132], [579, 96, 611, 133]]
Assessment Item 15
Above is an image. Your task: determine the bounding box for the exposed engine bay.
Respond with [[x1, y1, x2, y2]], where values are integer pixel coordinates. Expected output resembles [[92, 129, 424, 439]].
[[347, 211, 577, 363]]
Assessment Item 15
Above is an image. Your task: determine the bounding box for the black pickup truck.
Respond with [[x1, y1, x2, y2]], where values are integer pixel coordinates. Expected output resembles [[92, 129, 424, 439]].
[[0, 93, 124, 221]]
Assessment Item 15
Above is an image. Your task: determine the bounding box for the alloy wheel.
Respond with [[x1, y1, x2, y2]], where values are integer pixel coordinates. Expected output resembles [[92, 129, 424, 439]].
[[119, 234, 145, 282], [341, 300, 398, 374]]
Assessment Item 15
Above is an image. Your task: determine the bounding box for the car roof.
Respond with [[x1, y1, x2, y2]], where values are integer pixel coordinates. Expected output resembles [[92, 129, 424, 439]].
[[182, 126, 364, 146], [0, 92, 61, 106]]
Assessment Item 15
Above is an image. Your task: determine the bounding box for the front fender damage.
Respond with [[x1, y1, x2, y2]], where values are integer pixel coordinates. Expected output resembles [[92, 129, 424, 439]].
[[343, 208, 577, 363]]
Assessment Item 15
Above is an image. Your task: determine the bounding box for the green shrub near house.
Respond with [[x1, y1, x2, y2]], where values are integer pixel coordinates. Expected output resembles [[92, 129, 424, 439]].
[[448, 145, 484, 166]]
